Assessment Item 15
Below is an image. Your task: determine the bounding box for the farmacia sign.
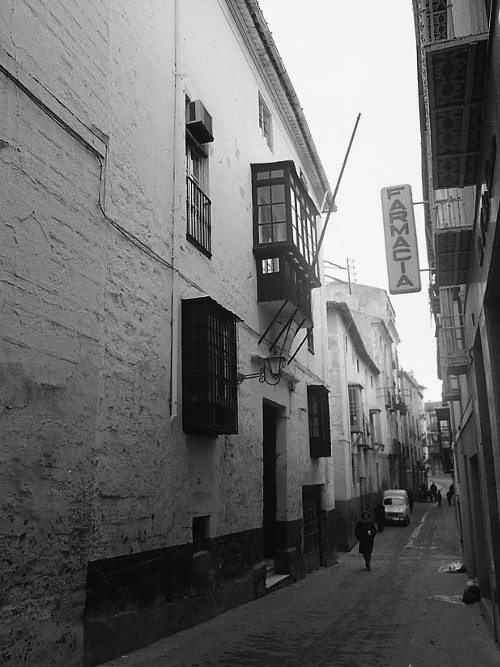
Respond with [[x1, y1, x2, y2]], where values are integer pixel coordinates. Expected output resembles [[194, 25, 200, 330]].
[[381, 184, 421, 294]]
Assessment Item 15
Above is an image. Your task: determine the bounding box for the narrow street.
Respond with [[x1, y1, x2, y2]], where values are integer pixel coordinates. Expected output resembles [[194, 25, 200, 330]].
[[103, 483, 500, 667]]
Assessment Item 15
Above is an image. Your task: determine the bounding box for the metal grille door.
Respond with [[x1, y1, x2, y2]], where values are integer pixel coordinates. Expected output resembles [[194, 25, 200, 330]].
[[302, 485, 322, 573]]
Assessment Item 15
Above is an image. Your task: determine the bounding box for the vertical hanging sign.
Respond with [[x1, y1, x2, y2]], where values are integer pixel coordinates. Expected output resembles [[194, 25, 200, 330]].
[[381, 184, 421, 294]]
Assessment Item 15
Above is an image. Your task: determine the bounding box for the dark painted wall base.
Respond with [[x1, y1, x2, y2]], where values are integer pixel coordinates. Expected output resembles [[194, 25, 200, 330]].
[[84, 510, 338, 666], [83, 528, 265, 666], [321, 508, 338, 567]]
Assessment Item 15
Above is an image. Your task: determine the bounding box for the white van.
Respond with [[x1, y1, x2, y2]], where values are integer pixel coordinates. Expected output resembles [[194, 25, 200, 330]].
[[383, 489, 411, 526]]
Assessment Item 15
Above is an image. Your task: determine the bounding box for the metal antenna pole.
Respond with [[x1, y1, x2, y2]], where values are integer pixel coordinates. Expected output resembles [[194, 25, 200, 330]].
[[312, 113, 361, 270]]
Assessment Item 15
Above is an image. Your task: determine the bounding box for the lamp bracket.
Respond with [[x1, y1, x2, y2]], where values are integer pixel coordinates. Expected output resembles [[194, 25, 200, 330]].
[[238, 355, 286, 386]]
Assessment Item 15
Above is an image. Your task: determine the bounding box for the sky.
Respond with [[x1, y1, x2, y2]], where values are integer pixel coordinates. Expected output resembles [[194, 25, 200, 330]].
[[258, 0, 442, 402]]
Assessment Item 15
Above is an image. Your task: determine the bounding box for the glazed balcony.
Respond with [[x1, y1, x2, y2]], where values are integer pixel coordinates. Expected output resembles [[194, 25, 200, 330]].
[[442, 374, 461, 402], [252, 160, 321, 328], [439, 286, 468, 375], [436, 405, 452, 451]]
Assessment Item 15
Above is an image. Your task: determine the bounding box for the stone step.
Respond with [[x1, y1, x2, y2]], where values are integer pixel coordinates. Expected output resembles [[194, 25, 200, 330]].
[[266, 563, 276, 578], [265, 573, 291, 593]]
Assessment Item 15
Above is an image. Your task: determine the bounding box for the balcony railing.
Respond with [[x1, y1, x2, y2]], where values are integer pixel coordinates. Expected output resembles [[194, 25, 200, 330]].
[[420, 0, 488, 46], [420, 0, 454, 45], [186, 176, 211, 257]]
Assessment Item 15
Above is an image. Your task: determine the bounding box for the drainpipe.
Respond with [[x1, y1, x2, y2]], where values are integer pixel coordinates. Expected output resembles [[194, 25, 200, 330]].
[[169, 0, 180, 421]]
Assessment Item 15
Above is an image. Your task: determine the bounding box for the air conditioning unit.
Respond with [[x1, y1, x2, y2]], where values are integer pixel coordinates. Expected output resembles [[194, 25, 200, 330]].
[[186, 100, 214, 144]]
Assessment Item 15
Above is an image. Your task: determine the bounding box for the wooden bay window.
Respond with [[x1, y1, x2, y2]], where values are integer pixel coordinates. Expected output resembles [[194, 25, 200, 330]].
[[182, 297, 239, 435]]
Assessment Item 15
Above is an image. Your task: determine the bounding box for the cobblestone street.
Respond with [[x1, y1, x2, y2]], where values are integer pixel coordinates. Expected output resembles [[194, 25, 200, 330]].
[[103, 491, 500, 666]]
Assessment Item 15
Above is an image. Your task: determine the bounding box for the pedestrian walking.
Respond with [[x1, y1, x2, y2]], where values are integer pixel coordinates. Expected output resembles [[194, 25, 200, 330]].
[[436, 489, 442, 507], [374, 502, 385, 532], [446, 483, 455, 506], [430, 482, 437, 502], [407, 488, 414, 512], [354, 510, 377, 571]]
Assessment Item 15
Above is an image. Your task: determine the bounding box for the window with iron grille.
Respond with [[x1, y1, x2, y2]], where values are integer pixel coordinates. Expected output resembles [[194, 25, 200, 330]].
[[182, 297, 238, 435], [186, 99, 211, 257], [307, 385, 331, 458], [425, 0, 449, 43]]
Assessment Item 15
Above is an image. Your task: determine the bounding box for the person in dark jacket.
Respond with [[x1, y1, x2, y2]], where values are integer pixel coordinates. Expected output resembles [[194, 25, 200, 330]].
[[374, 502, 385, 532], [407, 488, 414, 512], [355, 510, 377, 571], [430, 482, 438, 501], [446, 483, 455, 506]]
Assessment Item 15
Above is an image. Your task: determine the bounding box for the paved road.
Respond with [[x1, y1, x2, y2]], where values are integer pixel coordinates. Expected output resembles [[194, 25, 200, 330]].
[[103, 492, 499, 666]]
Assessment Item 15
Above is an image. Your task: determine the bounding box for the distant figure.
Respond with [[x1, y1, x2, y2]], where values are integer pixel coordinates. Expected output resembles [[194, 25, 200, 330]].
[[446, 483, 455, 506], [430, 482, 438, 502], [407, 488, 414, 512], [355, 510, 377, 571], [436, 489, 442, 507], [374, 502, 385, 532]]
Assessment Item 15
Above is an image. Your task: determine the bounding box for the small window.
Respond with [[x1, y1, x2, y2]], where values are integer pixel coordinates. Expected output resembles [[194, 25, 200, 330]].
[[192, 516, 210, 553], [182, 297, 239, 435], [307, 328, 315, 354], [369, 409, 382, 447], [258, 95, 273, 149], [262, 257, 280, 274], [307, 385, 331, 458], [348, 385, 363, 432]]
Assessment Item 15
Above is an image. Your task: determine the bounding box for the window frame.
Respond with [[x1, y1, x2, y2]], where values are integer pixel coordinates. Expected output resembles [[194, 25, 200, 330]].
[[307, 328, 315, 354], [307, 385, 331, 458], [348, 384, 363, 433], [251, 161, 320, 282], [369, 408, 382, 448], [182, 297, 239, 435], [258, 94, 273, 149], [192, 515, 210, 554], [185, 98, 211, 257]]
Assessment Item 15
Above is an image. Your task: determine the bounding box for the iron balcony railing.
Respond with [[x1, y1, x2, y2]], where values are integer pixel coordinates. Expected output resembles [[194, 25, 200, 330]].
[[420, 0, 488, 46], [186, 175, 211, 257], [421, 0, 454, 45]]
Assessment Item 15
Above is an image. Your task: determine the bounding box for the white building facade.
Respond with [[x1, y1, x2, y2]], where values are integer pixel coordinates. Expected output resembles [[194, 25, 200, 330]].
[[1, 2, 336, 664], [324, 281, 424, 548], [326, 298, 382, 549]]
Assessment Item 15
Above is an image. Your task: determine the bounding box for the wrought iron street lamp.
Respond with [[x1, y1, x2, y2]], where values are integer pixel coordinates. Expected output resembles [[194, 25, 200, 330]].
[[238, 355, 286, 386]]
